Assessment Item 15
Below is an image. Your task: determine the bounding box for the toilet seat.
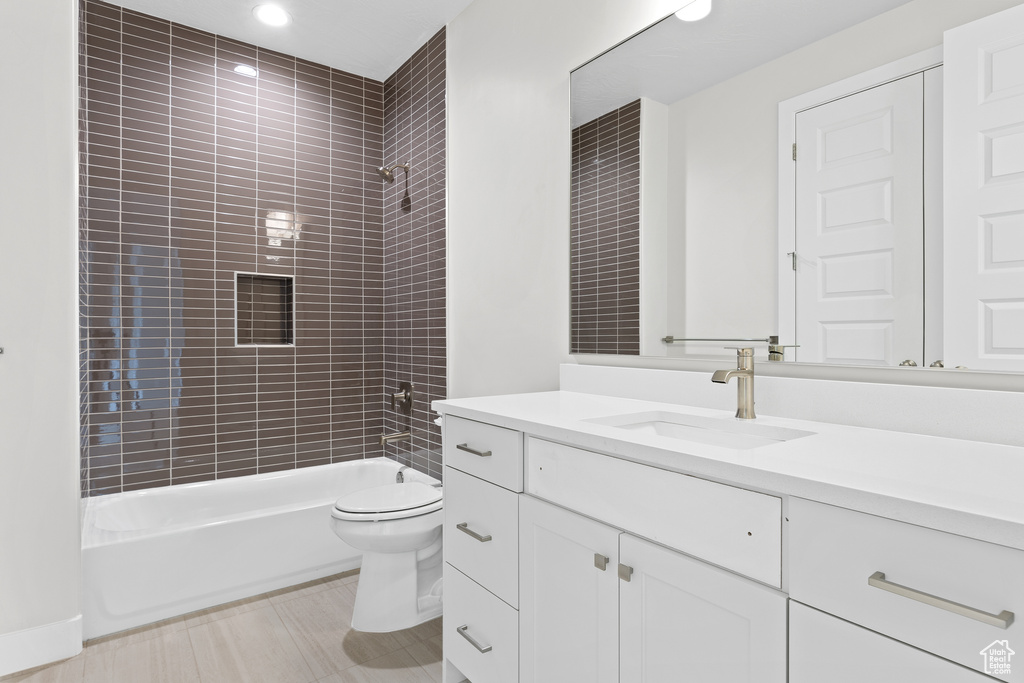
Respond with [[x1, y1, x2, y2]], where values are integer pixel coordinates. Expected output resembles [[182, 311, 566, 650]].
[[332, 482, 443, 522]]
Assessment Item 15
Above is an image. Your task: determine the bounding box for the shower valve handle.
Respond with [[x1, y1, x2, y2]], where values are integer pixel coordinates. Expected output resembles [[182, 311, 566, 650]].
[[389, 382, 414, 415]]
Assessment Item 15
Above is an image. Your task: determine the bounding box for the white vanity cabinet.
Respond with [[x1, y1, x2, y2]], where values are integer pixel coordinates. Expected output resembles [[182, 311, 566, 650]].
[[790, 497, 1024, 682], [439, 396, 1024, 683], [442, 415, 524, 683], [520, 494, 787, 683], [442, 416, 788, 683], [519, 447, 787, 683]]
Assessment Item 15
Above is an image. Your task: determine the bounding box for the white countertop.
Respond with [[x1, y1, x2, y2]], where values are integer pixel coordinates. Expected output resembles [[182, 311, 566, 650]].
[[433, 391, 1024, 551]]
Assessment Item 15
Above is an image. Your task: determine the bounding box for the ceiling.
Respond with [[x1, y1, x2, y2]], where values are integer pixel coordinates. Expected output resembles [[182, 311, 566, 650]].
[[571, 0, 916, 126], [101, 0, 475, 81]]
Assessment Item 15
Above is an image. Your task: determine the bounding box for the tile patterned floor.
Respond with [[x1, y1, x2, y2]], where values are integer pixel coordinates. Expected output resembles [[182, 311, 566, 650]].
[[2, 571, 442, 683]]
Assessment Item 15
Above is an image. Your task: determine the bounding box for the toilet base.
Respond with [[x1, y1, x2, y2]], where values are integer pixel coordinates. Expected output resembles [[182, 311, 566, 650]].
[[351, 539, 443, 632]]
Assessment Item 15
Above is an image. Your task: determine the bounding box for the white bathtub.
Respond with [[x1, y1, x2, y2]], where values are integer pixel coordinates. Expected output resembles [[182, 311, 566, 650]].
[[81, 457, 439, 639]]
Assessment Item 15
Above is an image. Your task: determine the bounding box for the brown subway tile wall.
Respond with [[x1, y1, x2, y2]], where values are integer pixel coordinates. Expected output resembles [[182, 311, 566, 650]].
[[79, 1, 446, 495], [381, 30, 447, 481], [570, 99, 642, 355]]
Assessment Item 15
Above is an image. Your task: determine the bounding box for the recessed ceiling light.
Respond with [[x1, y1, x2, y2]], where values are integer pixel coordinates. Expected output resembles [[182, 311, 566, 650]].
[[676, 0, 712, 22], [253, 4, 291, 27], [234, 64, 259, 78]]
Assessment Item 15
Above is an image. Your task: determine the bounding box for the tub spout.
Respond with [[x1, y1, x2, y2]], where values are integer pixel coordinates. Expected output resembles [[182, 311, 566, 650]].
[[380, 430, 411, 445]]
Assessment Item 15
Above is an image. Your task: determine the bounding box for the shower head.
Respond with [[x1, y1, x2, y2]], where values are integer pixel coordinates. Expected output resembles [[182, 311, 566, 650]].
[[377, 163, 410, 182]]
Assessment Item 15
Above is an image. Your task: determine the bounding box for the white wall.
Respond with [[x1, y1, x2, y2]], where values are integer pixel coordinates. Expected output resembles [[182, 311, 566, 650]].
[[640, 98, 669, 357], [445, 0, 683, 398], [670, 0, 1024, 344], [0, 0, 82, 674]]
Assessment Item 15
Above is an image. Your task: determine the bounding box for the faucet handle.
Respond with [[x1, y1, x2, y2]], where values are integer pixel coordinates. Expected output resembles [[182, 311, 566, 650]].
[[724, 346, 755, 357], [388, 381, 414, 415], [768, 338, 799, 362]]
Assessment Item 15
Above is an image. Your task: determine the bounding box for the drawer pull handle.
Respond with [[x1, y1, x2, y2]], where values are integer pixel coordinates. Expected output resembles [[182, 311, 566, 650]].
[[456, 443, 492, 457], [457, 624, 493, 653], [457, 522, 492, 543], [868, 571, 1015, 629], [594, 554, 609, 571], [618, 563, 633, 582]]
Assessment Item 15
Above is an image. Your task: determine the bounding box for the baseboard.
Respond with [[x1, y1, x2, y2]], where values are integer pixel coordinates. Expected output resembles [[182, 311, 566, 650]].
[[0, 615, 82, 678]]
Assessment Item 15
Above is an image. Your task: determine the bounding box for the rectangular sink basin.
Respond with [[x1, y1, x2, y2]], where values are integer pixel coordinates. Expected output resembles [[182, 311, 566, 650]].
[[585, 411, 816, 450]]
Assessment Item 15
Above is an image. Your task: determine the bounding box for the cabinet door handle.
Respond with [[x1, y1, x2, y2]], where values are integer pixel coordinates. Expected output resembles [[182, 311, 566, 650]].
[[618, 563, 633, 582], [594, 554, 609, 571], [457, 522, 492, 543], [457, 624, 493, 653], [456, 443, 492, 457], [868, 571, 1015, 629]]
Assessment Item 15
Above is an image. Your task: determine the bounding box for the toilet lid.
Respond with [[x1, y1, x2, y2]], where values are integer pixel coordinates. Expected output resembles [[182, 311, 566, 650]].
[[334, 482, 442, 514]]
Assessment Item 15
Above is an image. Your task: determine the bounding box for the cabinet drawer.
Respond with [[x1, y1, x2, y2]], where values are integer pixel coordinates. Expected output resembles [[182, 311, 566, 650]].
[[444, 415, 523, 491], [790, 498, 1024, 681], [791, 601, 993, 683], [526, 437, 782, 587], [444, 466, 519, 608], [445, 563, 519, 683]]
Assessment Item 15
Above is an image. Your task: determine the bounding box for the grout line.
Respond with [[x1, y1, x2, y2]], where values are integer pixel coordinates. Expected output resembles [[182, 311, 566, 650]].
[[267, 599, 318, 683], [213, 31, 220, 484], [116, 1, 125, 496], [184, 628, 203, 683]]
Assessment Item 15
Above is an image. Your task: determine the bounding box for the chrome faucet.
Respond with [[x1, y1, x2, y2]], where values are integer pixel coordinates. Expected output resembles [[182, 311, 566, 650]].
[[396, 465, 411, 483], [711, 347, 756, 419]]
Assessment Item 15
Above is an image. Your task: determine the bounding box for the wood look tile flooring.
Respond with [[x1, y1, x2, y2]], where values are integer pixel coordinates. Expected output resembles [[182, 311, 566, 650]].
[[2, 571, 443, 683]]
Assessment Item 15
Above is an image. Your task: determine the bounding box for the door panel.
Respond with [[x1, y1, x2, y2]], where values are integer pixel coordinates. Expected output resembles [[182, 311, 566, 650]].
[[795, 74, 925, 365], [944, 2, 1024, 371]]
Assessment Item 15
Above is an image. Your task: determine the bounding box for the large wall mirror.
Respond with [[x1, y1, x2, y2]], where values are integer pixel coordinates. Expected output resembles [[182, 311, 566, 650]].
[[569, 0, 1024, 374]]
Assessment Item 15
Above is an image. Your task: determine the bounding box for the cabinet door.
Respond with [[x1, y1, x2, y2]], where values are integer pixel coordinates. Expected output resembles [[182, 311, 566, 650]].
[[791, 601, 994, 683], [619, 534, 786, 683], [519, 495, 620, 683], [944, 2, 1024, 371]]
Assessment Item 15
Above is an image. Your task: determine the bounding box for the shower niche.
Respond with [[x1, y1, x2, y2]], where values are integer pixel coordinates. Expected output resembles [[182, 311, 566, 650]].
[[235, 273, 295, 346]]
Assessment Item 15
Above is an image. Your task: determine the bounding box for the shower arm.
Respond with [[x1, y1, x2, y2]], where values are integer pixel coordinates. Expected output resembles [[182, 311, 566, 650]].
[[377, 162, 411, 182]]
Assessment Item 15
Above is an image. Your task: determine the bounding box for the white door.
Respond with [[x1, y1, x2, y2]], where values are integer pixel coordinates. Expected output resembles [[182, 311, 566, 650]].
[[519, 495, 620, 683], [618, 534, 787, 683], [943, 3, 1024, 371], [795, 74, 925, 365], [790, 601, 994, 683]]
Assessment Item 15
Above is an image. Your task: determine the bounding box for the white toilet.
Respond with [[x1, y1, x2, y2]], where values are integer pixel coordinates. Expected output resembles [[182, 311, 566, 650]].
[[329, 478, 443, 632]]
